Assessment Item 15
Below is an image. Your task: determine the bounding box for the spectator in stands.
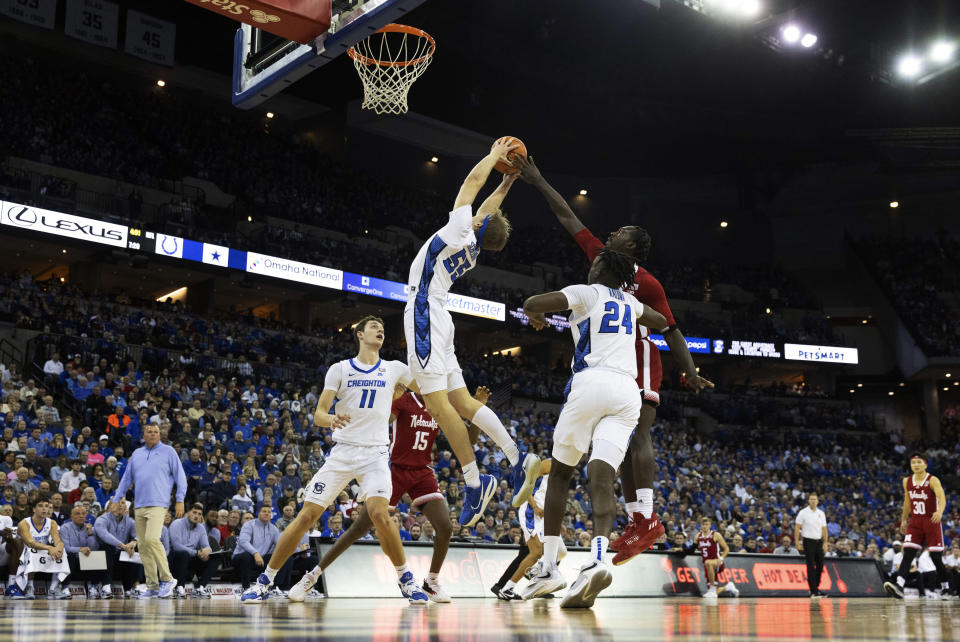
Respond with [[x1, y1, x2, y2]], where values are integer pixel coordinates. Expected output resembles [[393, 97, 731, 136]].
[[321, 513, 345, 539], [9, 468, 35, 496], [58, 460, 84, 494], [60, 504, 106, 599], [773, 535, 799, 555], [231, 485, 255, 514], [94, 501, 139, 598], [167, 503, 216, 598]]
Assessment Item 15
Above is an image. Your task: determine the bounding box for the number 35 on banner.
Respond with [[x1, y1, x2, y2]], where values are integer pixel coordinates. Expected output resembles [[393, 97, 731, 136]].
[[64, 0, 120, 49]]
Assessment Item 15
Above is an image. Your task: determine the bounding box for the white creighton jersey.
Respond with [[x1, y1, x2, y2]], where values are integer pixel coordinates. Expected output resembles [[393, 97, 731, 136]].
[[23, 517, 52, 545], [407, 205, 481, 304], [561, 284, 646, 379], [323, 358, 413, 447], [532, 476, 548, 507]]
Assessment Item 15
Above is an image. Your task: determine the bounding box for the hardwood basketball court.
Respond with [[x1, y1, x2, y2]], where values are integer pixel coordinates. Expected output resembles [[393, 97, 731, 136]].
[[2, 597, 958, 641]]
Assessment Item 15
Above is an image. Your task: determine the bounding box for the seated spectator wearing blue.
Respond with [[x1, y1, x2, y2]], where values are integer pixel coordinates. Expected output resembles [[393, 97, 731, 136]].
[[258, 454, 282, 482], [232, 505, 292, 589], [204, 471, 235, 510], [393, 515, 412, 542], [168, 503, 217, 598], [94, 501, 139, 595], [226, 431, 249, 458], [95, 478, 115, 507], [199, 462, 218, 490], [26, 428, 48, 457], [60, 504, 107, 599], [321, 513, 345, 539], [280, 464, 301, 492]]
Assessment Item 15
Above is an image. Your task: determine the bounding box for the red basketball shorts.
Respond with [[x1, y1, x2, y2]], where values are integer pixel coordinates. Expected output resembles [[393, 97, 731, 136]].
[[904, 518, 944, 551], [636, 337, 663, 406], [389, 464, 443, 508]]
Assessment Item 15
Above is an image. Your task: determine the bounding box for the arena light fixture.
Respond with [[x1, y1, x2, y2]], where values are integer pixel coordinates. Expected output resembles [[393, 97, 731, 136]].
[[848, 389, 855, 393], [800, 33, 818, 48], [720, 221, 729, 228], [930, 40, 956, 64], [765, 307, 771, 314], [888, 391, 894, 396], [897, 54, 924, 78], [946, 372, 952, 378], [266, 112, 275, 119], [156, 286, 187, 302], [61, 248, 67, 254], [247, 215, 252, 222], [430, 156, 439, 163], [899, 382, 905, 387], [157, 80, 166, 87], [579, 189, 588, 196], [782, 24, 801, 44], [944, 387, 950, 392], [857, 383, 863, 388], [889, 200, 899, 208]]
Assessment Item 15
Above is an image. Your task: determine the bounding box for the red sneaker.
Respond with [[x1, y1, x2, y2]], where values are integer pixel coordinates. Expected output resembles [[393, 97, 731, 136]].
[[609, 515, 639, 552], [612, 513, 665, 566]]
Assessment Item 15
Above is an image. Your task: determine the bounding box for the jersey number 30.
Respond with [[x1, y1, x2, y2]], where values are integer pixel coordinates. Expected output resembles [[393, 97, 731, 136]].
[[599, 302, 633, 335], [913, 501, 926, 515]]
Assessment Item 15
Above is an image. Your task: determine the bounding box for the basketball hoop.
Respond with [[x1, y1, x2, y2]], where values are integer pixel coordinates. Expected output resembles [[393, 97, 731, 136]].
[[347, 24, 435, 115]]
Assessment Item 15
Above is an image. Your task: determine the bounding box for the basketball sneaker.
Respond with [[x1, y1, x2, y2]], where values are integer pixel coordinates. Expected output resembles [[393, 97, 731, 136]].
[[398, 571, 428, 605], [883, 580, 904, 599], [520, 566, 566, 601], [46, 587, 72, 600], [87, 585, 99, 600], [158, 578, 178, 599], [175, 586, 186, 599], [525, 560, 543, 581], [193, 585, 212, 599], [560, 561, 613, 609], [5, 585, 26, 600], [135, 589, 158, 599], [722, 581, 740, 597], [422, 579, 450, 603], [98, 584, 113, 600], [497, 587, 521, 601], [703, 586, 718, 599], [459, 474, 497, 527], [612, 513, 665, 566], [510, 454, 542, 508], [241, 575, 272, 603], [288, 568, 321, 603], [24, 585, 35, 600]]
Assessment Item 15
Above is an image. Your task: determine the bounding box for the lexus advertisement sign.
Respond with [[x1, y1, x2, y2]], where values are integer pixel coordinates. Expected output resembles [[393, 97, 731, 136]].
[[1, 201, 128, 248]]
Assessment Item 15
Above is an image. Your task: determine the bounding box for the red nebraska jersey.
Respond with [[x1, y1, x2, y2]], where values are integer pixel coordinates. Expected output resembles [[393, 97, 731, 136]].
[[698, 531, 721, 561], [573, 229, 676, 339], [390, 393, 440, 468], [906, 473, 939, 523]]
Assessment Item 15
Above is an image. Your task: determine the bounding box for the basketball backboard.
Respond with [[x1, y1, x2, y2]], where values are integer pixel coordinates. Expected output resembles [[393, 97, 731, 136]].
[[231, 0, 427, 109]]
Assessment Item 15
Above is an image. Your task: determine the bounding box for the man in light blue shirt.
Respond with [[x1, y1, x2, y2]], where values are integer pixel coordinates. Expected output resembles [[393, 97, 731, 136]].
[[112, 423, 186, 598], [168, 503, 217, 598], [61, 504, 106, 599], [94, 501, 138, 597], [233, 505, 291, 589]]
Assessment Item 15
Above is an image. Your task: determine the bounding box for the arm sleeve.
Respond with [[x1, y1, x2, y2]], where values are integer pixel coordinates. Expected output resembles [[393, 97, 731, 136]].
[[173, 451, 187, 503], [322, 363, 342, 394], [94, 517, 122, 548], [112, 460, 133, 504], [436, 205, 475, 249], [560, 285, 598, 316], [236, 522, 255, 556], [572, 228, 604, 263]]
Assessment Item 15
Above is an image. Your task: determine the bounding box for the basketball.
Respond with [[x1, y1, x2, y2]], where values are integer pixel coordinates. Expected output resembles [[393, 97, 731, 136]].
[[493, 136, 527, 174]]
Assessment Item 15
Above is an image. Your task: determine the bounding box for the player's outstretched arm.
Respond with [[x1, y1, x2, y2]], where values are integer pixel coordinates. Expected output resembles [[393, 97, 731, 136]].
[[522, 291, 570, 330], [478, 174, 519, 216], [515, 155, 585, 237], [664, 328, 714, 393], [453, 139, 520, 210]]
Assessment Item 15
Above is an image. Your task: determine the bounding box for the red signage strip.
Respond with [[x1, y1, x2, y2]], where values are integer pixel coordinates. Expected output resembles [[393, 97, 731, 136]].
[[183, 0, 331, 44]]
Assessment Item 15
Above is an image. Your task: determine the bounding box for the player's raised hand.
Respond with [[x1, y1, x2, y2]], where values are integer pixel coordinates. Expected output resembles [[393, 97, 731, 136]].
[[489, 137, 521, 165], [527, 311, 547, 331], [515, 154, 543, 184], [690, 375, 715, 394], [473, 386, 491, 405], [332, 412, 352, 429]]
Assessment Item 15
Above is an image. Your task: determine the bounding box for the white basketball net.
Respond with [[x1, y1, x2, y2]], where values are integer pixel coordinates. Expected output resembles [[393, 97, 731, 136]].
[[348, 25, 435, 115]]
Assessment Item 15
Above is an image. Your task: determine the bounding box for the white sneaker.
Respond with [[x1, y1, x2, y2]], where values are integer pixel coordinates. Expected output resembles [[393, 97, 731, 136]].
[[269, 587, 287, 599], [560, 561, 613, 609], [525, 560, 543, 581], [87, 586, 99, 600], [723, 581, 740, 597], [175, 586, 186, 599], [422, 579, 451, 603], [98, 584, 113, 600], [924, 592, 942, 601], [306, 589, 325, 599], [288, 569, 321, 603], [520, 565, 567, 601], [193, 585, 212, 599], [46, 587, 72, 600], [703, 586, 718, 598]]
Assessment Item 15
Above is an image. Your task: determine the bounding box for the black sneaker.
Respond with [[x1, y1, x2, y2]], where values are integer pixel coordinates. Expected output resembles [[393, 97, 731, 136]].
[[884, 581, 904, 599], [497, 587, 520, 601], [490, 584, 502, 598]]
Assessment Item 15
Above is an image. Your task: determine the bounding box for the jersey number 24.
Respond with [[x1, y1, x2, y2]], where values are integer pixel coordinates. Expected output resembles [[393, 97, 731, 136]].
[[599, 302, 633, 335]]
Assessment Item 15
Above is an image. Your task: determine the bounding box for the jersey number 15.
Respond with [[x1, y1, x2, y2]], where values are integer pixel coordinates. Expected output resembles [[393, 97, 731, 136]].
[[599, 302, 633, 335]]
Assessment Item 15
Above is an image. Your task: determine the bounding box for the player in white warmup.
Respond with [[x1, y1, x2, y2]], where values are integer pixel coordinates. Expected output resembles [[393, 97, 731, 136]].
[[520, 249, 667, 607], [15, 498, 72, 600], [405, 138, 541, 527], [241, 316, 429, 604]]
